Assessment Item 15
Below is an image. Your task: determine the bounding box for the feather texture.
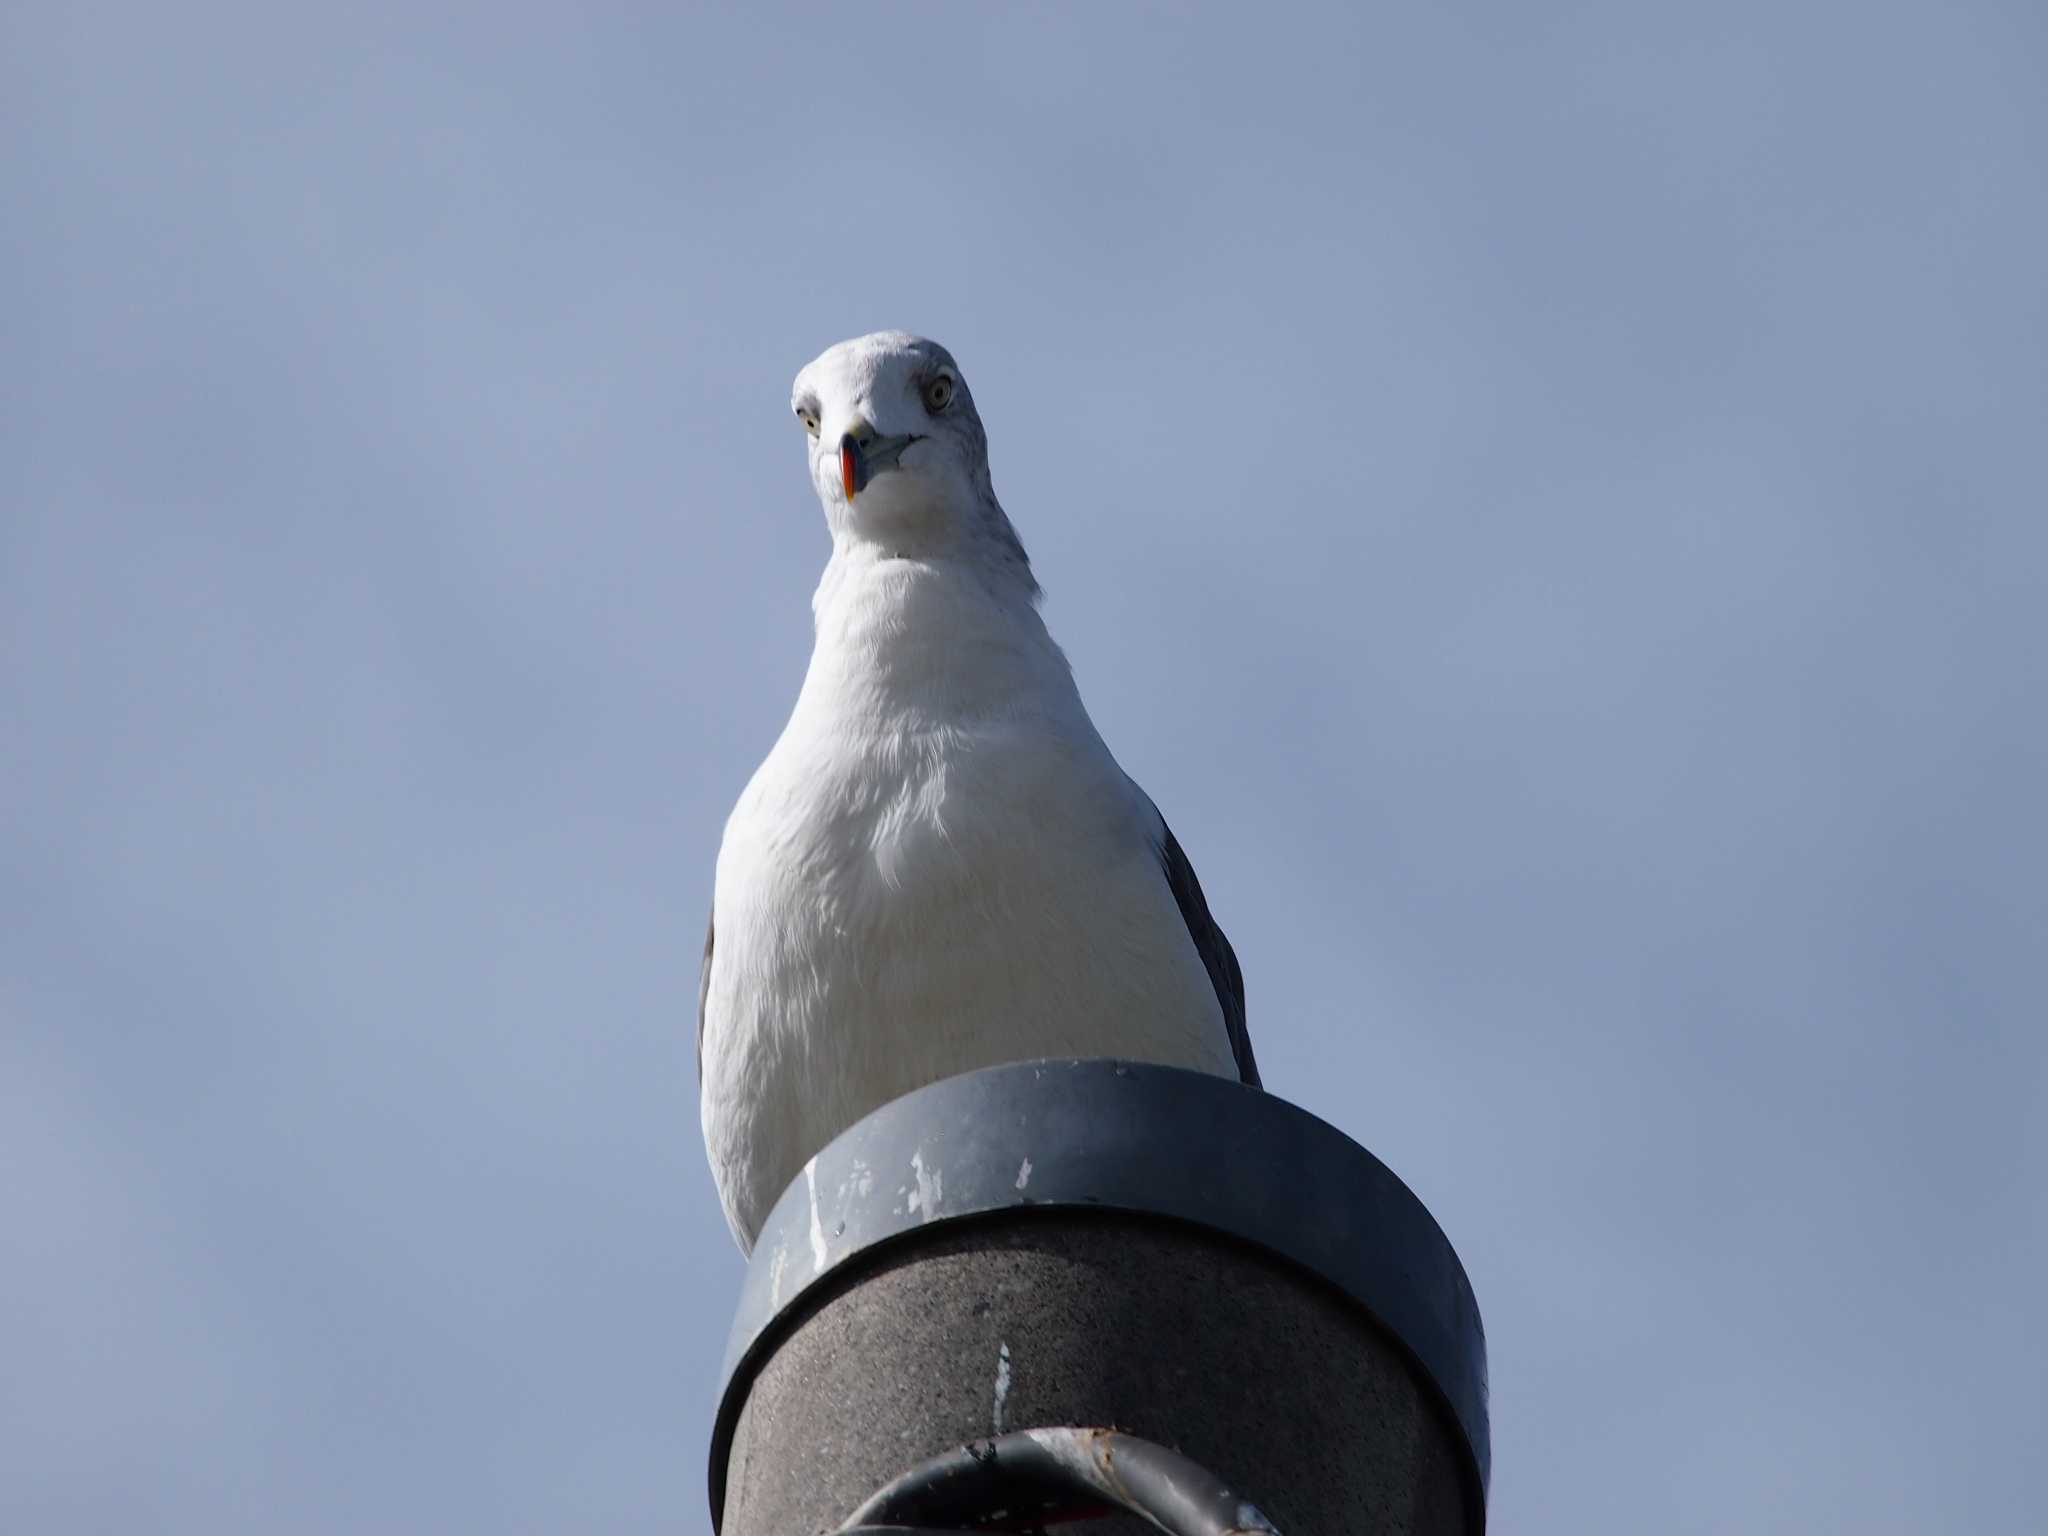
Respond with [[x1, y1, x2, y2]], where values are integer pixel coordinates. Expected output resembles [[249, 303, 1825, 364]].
[[699, 334, 1254, 1251]]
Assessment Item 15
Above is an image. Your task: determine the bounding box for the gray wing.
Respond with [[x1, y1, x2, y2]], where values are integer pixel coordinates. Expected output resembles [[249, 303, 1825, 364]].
[[1156, 814, 1260, 1089], [696, 913, 715, 1080]]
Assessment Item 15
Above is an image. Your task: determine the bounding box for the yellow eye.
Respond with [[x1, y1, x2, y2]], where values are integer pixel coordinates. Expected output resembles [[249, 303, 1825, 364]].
[[922, 374, 955, 413], [796, 405, 820, 435]]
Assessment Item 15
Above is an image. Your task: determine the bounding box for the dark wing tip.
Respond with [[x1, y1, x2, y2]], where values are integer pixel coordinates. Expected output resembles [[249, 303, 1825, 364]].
[[1157, 815, 1259, 1089]]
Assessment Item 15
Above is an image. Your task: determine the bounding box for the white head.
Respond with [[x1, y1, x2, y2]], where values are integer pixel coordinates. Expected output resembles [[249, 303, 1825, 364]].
[[790, 331, 1034, 589]]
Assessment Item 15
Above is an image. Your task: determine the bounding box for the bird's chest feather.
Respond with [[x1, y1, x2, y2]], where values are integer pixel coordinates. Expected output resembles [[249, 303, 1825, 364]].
[[728, 715, 1121, 954]]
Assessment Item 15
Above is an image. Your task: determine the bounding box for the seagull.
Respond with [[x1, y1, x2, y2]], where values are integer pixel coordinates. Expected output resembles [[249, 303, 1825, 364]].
[[698, 331, 1258, 1252]]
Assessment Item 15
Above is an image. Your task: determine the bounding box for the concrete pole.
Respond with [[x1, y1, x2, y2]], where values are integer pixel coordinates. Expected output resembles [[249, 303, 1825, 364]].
[[709, 1060, 1488, 1535]]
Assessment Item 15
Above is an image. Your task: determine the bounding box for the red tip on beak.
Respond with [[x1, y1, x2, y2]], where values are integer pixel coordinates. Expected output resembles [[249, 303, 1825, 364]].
[[840, 439, 860, 501]]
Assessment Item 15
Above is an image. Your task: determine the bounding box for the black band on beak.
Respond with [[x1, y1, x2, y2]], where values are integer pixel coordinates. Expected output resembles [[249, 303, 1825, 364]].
[[839, 429, 921, 501], [840, 434, 867, 500]]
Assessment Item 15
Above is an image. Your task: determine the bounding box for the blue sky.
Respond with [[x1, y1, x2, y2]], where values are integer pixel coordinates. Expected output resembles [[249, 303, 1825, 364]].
[[4, 4, 2042, 1531]]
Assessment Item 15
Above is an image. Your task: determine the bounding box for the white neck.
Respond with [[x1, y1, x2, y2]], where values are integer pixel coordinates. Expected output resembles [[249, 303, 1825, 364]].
[[800, 542, 1072, 728]]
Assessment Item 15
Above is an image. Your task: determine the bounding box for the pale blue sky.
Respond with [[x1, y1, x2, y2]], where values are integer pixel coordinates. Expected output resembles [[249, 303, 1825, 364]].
[[4, 4, 2043, 1531]]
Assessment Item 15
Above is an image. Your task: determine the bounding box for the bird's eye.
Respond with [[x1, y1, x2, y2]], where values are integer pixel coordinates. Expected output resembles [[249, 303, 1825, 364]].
[[922, 374, 956, 413], [795, 404, 821, 435]]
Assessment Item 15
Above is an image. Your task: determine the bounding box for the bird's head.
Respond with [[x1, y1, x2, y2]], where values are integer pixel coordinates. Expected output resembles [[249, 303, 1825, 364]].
[[790, 331, 1032, 582]]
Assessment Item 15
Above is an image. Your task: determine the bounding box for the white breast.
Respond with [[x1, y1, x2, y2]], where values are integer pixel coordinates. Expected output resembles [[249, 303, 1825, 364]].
[[699, 552, 1233, 1249]]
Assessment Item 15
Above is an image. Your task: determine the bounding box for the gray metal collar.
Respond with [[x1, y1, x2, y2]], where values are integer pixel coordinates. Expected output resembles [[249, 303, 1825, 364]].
[[713, 1059, 1489, 1511]]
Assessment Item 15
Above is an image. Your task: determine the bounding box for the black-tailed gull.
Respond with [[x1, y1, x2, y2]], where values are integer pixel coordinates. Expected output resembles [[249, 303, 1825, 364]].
[[698, 331, 1259, 1251]]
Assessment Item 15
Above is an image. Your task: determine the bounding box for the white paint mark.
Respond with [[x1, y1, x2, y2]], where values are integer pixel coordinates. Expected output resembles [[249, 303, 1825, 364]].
[[993, 1342, 1012, 1433], [768, 1244, 788, 1308], [1023, 1427, 1097, 1478], [804, 1157, 828, 1272], [909, 1150, 942, 1222], [1014, 1157, 1033, 1191]]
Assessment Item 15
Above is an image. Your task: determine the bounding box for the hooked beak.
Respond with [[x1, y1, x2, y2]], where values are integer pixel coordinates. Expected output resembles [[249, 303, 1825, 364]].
[[839, 428, 922, 501]]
